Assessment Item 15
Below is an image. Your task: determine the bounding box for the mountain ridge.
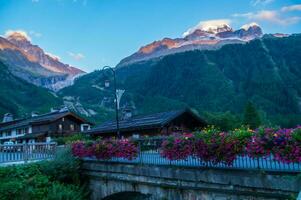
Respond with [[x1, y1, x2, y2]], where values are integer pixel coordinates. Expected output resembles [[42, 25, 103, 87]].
[[117, 22, 263, 67], [0, 31, 85, 91]]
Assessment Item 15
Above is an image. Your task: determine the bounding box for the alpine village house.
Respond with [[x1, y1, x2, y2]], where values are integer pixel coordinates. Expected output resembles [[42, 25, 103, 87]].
[[87, 109, 207, 138], [0, 108, 92, 144]]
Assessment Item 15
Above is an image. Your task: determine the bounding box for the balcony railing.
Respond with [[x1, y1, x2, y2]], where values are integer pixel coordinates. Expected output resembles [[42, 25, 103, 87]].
[[86, 138, 301, 173], [0, 142, 56, 164]]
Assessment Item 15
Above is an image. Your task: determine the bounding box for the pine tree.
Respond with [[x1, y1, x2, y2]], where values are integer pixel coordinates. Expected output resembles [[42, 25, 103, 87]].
[[243, 101, 261, 129]]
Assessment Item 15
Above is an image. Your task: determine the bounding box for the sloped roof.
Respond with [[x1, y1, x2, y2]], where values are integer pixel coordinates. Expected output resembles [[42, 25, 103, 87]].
[[0, 111, 91, 132], [87, 109, 206, 135]]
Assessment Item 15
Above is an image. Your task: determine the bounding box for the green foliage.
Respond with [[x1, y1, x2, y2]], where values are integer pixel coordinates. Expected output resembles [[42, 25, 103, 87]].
[[203, 111, 241, 131], [38, 147, 81, 184], [2, 35, 301, 127], [243, 102, 262, 129], [59, 34, 301, 127], [292, 128, 301, 142], [44, 182, 87, 200], [0, 61, 62, 118], [0, 147, 87, 200], [54, 133, 91, 145]]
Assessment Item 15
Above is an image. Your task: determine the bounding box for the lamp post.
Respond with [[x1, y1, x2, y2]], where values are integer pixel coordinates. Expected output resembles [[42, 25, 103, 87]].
[[102, 66, 124, 139]]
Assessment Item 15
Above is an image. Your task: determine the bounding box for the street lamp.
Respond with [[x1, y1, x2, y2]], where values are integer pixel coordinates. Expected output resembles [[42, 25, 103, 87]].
[[102, 66, 124, 139]]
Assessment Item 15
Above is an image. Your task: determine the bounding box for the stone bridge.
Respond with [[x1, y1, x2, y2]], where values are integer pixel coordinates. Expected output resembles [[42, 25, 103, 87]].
[[81, 160, 301, 200]]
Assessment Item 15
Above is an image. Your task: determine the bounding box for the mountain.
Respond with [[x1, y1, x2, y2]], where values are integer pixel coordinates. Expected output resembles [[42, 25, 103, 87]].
[[0, 60, 62, 118], [117, 22, 263, 67], [0, 31, 85, 91], [60, 34, 301, 127]]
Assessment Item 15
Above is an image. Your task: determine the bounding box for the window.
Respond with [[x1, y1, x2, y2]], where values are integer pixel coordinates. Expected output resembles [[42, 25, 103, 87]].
[[17, 129, 22, 135], [62, 117, 65, 122], [70, 124, 74, 131], [82, 125, 89, 131], [58, 124, 63, 131], [6, 131, 12, 136]]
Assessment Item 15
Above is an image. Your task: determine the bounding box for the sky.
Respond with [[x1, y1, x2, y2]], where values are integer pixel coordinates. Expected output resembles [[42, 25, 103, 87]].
[[0, 0, 301, 72]]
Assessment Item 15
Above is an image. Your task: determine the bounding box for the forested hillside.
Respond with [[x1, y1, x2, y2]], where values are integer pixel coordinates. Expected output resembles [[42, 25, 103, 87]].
[[0, 61, 62, 118], [60, 34, 301, 127]]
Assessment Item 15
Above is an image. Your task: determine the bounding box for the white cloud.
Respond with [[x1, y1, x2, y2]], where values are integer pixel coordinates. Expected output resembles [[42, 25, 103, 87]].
[[251, 0, 274, 6], [68, 52, 85, 61], [233, 10, 301, 25], [183, 19, 232, 37], [29, 30, 42, 38], [281, 4, 301, 12], [4, 30, 32, 41]]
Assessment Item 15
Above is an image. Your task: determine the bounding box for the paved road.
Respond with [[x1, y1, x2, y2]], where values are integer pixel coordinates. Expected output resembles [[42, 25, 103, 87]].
[[88, 152, 301, 172]]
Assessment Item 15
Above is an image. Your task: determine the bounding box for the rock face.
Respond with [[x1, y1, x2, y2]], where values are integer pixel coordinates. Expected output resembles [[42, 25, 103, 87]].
[[117, 23, 263, 67], [0, 32, 85, 91]]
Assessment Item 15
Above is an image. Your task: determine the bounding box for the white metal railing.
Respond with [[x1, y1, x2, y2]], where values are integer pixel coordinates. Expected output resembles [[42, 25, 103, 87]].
[[0, 134, 25, 140], [0, 142, 56, 164]]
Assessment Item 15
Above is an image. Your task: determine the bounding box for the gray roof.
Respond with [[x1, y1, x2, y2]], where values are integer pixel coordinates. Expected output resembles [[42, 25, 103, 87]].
[[87, 109, 206, 135], [0, 111, 90, 132]]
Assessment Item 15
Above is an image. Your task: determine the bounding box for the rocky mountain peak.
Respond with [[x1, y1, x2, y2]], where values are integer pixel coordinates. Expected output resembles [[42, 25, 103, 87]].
[[241, 22, 260, 31], [200, 23, 232, 34], [0, 31, 85, 91], [117, 22, 266, 67], [6, 31, 30, 42]]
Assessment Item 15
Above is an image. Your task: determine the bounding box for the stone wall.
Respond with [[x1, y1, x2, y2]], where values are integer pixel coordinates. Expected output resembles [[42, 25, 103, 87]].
[[81, 160, 301, 200]]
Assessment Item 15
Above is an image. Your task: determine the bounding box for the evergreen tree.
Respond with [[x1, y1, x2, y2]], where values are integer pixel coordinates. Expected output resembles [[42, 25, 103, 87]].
[[243, 101, 261, 129]]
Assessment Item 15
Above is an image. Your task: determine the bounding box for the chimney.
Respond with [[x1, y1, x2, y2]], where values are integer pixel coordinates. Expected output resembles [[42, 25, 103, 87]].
[[31, 111, 39, 117], [2, 113, 13, 123], [122, 109, 132, 120]]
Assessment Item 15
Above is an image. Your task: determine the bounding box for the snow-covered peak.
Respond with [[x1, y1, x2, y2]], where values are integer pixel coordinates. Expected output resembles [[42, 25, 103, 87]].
[[5, 30, 31, 42], [241, 22, 260, 31], [183, 19, 232, 37]]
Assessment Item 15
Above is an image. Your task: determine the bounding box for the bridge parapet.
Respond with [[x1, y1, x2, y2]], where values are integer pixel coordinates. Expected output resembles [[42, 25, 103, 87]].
[[81, 160, 301, 200]]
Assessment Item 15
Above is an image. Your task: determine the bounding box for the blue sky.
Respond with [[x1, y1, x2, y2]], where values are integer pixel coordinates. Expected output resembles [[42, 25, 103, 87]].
[[1, 0, 301, 72]]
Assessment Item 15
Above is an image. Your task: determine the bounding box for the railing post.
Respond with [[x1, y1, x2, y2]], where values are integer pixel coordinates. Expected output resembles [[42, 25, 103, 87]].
[[257, 157, 260, 170], [24, 143, 28, 164], [138, 140, 142, 165]]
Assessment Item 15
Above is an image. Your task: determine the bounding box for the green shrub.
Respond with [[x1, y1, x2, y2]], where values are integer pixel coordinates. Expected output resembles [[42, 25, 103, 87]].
[[44, 182, 88, 200], [0, 147, 88, 200], [39, 147, 81, 184], [54, 133, 90, 145]]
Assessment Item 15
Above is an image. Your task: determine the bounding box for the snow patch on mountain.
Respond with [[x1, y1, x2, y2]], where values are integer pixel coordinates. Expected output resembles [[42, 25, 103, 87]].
[[241, 22, 260, 31], [183, 19, 232, 37]]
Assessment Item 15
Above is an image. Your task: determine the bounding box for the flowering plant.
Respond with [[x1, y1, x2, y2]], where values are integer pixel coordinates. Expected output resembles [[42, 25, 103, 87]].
[[272, 127, 301, 163], [71, 139, 138, 160], [71, 141, 95, 157], [161, 126, 301, 165], [194, 129, 247, 166], [160, 133, 194, 160], [245, 127, 275, 158]]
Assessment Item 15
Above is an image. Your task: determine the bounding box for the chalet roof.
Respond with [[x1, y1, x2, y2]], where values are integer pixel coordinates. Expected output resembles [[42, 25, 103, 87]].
[[0, 111, 91, 132], [87, 109, 206, 135]]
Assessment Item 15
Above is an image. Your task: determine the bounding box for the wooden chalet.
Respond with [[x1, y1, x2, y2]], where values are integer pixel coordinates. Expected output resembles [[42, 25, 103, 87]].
[[86, 109, 207, 138], [0, 110, 92, 144]]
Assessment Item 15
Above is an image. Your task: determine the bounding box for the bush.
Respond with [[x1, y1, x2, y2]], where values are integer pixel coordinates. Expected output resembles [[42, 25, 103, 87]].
[[44, 182, 87, 200], [39, 147, 81, 184], [54, 133, 90, 145], [0, 147, 88, 200]]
